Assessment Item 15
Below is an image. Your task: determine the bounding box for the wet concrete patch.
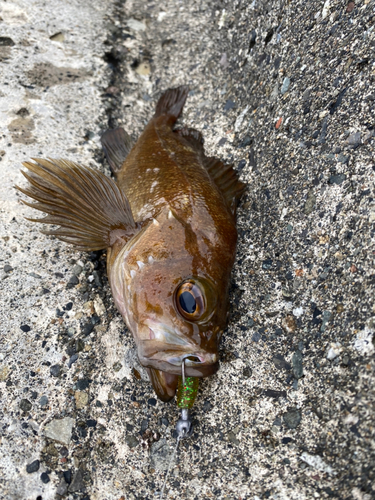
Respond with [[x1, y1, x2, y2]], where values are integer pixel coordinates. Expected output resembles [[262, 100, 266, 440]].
[[27, 62, 91, 87], [8, 117, 35, 144]]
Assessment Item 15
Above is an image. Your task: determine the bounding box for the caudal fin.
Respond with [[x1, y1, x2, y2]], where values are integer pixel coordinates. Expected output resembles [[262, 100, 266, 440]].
[[154, 85, 189, 122]]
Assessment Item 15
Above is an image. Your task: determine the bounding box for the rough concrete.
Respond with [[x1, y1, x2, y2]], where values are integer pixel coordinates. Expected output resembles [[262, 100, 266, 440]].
[[1, 0, 374, 499]]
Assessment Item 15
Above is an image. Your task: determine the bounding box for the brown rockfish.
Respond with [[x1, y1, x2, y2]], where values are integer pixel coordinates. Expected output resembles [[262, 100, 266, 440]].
[[16, 86, 246, 402]]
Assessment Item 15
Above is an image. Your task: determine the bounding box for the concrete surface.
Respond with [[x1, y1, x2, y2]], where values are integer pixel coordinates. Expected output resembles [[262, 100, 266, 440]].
[[0, 0, 374, 499]]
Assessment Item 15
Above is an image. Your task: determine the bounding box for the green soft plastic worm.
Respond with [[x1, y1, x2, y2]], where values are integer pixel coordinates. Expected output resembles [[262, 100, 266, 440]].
[[176, 376, 199, 409]]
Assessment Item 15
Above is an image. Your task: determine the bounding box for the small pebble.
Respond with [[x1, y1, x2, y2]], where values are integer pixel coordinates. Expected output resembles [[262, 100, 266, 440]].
[[68, 354, 78, 367], [45, 443, 58, 456], [224, 99, 236, 111], [282, 287, 293, 300], [0, 36, 15, 46], [76, 378, 90, 391], [3, 264, 13, 273], [292, 350, 303, 379], [282, 315, 297, 333], [346, 2, 355, 13], [113, 361, 122, 372], [304, 190, 316, 215], [26, 460, 40, 473], [273, 354, 291, 371], [75, 391, 89, 409], [44, 417, 74, 445], [141, 419, 149, 433], [281, 77, 290, 95], [50, 364, 61, 377], [337, 154, 349, 163], [20, 324, 31, 332], [39, 396, 49, 408], [262, 259, 272, 270], [64, 469, 72, 484], [68, 468, 85, 493], [72, 264, 83, 276], [345, 132, 361, 146], [264, 389, 287, 399], [81, 322, 94, 335], [50, 32, 64, 42], [150, 438, 173, 471], [56, 478, 68, 496], [20, 399, 32, 412], [275, 117, 283, 129], [283, 407, 301, 429], [67, 275, 79, 288], [125, 435, 139, 448], [75, 339, 85, 353], [327, 343, 342, 360], [40, 472, 50, 483], [59, 446, 69, 457], [329, 174, 346, 185]]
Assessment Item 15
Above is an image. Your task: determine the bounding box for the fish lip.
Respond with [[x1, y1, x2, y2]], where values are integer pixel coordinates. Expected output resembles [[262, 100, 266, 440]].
[[139, 356, 220, 377], [138, 342, 219, 377], [142, 321, 219, 377]]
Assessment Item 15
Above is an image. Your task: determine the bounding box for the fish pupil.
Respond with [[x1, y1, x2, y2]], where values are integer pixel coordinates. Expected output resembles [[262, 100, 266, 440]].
[[179, 291, 196, 314]]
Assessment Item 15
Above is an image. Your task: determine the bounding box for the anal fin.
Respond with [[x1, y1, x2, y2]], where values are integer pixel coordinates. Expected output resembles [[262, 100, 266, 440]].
[[101, 128, 134, 175], [16, 158, 138, 251]]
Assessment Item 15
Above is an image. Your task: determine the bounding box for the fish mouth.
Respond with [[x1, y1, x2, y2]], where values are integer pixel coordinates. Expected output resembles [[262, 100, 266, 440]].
[[139, 323, 219, 377]]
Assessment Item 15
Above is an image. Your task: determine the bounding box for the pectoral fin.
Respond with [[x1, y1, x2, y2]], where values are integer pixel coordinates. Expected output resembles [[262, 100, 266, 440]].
[[16, 158, 137, 250]]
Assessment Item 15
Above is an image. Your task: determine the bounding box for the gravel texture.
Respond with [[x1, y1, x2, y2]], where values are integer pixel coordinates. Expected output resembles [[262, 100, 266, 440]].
[[0, 0, 374, 499]]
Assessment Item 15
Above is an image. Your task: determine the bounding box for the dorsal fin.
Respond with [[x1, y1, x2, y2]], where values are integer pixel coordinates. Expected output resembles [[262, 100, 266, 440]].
[[175, 127, 204, 152], [175, 127, 246, 213], [15, 159, 138, 250], [101, 127, 134, 175], [154, 85, 189, 122], [203, 157, 246, 213]]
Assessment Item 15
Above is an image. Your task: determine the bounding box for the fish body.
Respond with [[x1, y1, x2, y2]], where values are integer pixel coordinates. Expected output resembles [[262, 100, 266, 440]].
[[17, 87, 245, 401]]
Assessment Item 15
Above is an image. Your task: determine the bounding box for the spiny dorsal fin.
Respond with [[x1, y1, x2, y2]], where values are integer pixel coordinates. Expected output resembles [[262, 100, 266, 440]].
[[175, 126, 246, 212], [154, 85, 189, 121], [101, 128, 134, 175], [15, 158, 138, 251], [203, 157, 247, 214]]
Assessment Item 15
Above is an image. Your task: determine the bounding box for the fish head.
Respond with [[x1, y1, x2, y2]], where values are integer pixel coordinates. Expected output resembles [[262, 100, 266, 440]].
[[108, 207, 237, 397]]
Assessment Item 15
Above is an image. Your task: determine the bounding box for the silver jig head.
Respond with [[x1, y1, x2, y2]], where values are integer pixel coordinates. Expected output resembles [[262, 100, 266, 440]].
[[158, 360, 195, 499]]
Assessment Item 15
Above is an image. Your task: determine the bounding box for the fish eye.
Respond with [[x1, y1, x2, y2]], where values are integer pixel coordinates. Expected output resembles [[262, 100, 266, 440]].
[[175, 281, 205, 320]]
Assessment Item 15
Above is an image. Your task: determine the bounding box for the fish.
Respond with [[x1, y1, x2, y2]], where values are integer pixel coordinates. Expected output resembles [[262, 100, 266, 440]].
[[16, 86, 246, 402]]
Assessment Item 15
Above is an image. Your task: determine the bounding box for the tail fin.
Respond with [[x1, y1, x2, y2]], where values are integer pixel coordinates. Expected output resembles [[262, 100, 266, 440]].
[[154, 86, 189, 122]]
